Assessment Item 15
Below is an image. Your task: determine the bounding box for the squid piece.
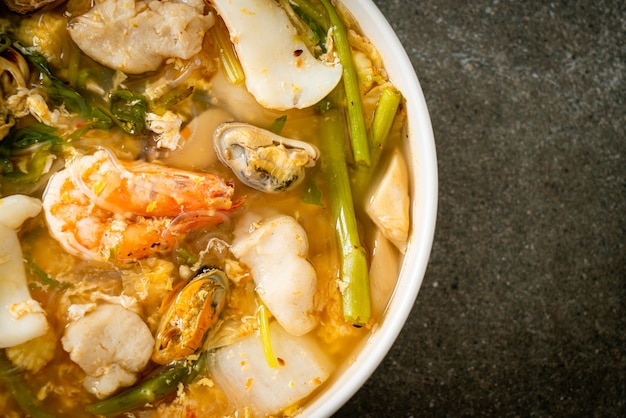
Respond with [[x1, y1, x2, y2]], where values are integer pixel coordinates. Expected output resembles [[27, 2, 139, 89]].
[[2, 0, 64, 14], [61, 303, 155, 399], [214, 122, 319, 193], [365, 150, 410, 253], [68, 0, 214, 74], [209, 0, 342, 110], [0, 195, 49, 348], [230, 212, 318, 336], [211, 321, 333, 417]]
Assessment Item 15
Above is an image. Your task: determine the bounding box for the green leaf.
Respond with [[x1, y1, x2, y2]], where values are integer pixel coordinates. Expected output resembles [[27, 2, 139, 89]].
[[110, 90, 147, 135]]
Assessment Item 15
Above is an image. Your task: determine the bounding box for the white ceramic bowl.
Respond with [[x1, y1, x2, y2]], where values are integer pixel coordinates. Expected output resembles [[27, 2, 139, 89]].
[[299, 1, 438, 416]]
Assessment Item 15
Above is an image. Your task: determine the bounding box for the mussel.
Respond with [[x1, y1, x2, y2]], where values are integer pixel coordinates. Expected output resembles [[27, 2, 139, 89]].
[[213, 122, 319, 193], [3, 0, 65, 14], [152, 266, 228, 364], [0, 44, 30, 140]]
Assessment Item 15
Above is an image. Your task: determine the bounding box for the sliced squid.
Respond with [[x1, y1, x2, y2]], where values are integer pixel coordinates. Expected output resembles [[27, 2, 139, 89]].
[[210, 0, 342, 110], [230, 212, 318, 336], [211, 321, 334, 417], [0, 195, 49, 349]]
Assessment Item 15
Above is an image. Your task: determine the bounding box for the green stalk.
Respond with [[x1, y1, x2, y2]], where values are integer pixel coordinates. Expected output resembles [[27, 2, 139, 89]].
[[288, 0, 331, 31], [86, 353, 206, 416], [320, 106, 370, 326], [0, 350, 55, 418], [351, 86, 402, 199], [319, 0, 370, 166], [210, 18, 245, 85]]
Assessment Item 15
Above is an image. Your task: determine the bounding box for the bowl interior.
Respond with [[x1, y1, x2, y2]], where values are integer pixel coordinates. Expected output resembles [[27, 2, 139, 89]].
[[298, 1, 438, 416]]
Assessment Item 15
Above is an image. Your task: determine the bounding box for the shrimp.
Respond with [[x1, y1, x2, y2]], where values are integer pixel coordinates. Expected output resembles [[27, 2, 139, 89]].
[[42, 149, 238, 262]]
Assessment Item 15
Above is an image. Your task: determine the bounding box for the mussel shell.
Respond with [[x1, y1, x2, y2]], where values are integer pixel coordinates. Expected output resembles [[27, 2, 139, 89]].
[[3, 0, 65, 14], [213, 121, 319, 193]]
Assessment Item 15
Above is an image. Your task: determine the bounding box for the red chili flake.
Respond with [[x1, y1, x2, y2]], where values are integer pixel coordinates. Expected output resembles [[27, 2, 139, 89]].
[[293, 49, 303, 57]]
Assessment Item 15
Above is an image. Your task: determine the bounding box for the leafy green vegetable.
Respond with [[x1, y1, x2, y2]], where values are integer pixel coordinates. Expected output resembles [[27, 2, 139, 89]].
[[269, 115, 287, 134], [0, 124, 62, 184], [148, 86, 194, 116], [12, 42, 89, 117], [109, 90, 147, 135]]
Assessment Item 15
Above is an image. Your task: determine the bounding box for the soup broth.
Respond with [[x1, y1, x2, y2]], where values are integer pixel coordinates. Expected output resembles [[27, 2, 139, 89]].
[[0, 0, 409, 416]]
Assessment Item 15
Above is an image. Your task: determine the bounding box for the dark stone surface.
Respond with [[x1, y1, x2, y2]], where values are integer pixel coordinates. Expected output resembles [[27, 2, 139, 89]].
[[335, 0, 625, 416]]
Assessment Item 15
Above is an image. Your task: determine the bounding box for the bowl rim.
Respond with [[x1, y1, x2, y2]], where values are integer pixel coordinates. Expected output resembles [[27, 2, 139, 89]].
[[298, 0, 438, 416]]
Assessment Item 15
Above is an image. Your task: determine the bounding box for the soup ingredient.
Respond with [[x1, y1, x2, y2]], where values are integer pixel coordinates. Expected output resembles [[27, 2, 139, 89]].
[[211, 321, 333, 416], [0, 350, 55, 418], [0, 194, 49, 348], [319, 0, 370, 166], [61, 303, 155, 398], [210, 0, 342, 110], [231, 212, 318, 336], [352, 85, 403, 200], [2, 0, 62, 14], [152, 267, 228, 364], [368, 228, 400, 320], [67, 149, 234, 218], [365, 150, 410, 253], [67, 0, 215, 74], [5, 328, 56, 372], [209, 17, 245, 85], [213, 121, 319, 193], [0, 43, 29, 140], [42, 150, 236, 262], [320, 106, 370, 326], [86, 351, 207, 416]]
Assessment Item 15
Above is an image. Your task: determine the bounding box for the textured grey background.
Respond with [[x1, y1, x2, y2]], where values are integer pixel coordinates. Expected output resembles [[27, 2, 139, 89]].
[[335, 0, 625, 416]]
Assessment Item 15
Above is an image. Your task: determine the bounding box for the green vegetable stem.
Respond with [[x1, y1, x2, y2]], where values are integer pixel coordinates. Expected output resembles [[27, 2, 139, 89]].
[[351, 85, 403, 200], [319, 0, 370, 167], [319, 104, 371, 326], [86, 352, 207, 416], [0, 350, 55, 418]]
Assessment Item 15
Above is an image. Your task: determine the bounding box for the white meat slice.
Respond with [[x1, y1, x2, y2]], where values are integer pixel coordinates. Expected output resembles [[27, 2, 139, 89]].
[[230, 213, 318, 336], [61, 303, 155, 398], [0, 195, 49, 348], [68, 0, 214, 74], [211, 0, 343, 110], [211, 321, 334, 417]]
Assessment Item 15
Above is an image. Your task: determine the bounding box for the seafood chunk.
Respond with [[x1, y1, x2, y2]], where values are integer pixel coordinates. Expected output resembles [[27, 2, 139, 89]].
[[152, 267, 228, 364], [211, 321, 333, 417], [230, 213, 318, 336], [0, 195, 49, 348], [68, 0, 214, 74], [214, 122, 319, 193], [2, 0, 63, 14], [0, 46, 30, 139], [61, 303, 155, 398], [42, 149, 237, 262], [210, 0, 342, 110]]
